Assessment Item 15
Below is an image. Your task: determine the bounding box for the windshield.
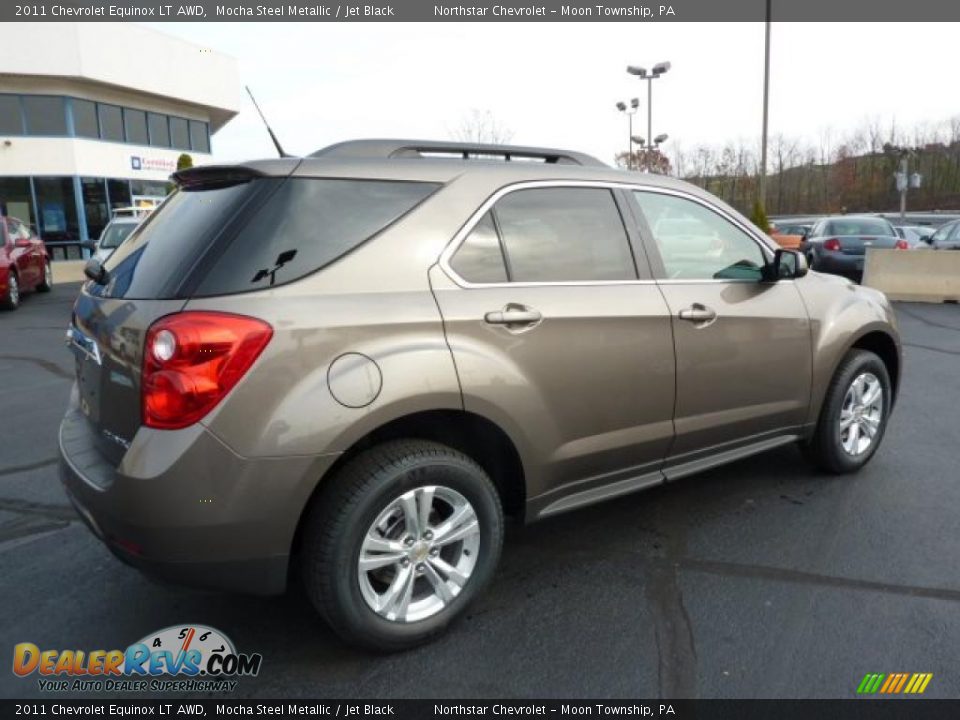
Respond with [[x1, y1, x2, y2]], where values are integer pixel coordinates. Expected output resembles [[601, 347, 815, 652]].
[[99, 223, 136, 249]]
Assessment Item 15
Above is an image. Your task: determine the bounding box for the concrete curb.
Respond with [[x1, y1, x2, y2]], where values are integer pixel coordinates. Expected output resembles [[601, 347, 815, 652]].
[[52, 260, 87, 285]]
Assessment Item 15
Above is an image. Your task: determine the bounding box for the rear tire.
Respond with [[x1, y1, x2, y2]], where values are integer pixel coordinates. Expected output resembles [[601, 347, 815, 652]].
[[301, 439, 504, 652], [2, 271, 20, 310], [804, 349, 891, 474], [37, 261, 53, 292]]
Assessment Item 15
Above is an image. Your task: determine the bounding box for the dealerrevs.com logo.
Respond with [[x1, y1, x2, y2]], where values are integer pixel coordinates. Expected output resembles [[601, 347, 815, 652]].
[[13, 625, 262, 693]]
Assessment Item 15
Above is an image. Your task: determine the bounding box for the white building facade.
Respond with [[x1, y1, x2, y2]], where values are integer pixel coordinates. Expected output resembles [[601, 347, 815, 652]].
[[0, 23, 239, 256]]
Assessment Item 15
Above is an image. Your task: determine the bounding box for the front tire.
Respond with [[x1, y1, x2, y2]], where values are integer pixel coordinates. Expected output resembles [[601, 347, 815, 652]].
[[37, 260, 53, 292], [301, 440, 504, 651], [804, 349, 892, 473]]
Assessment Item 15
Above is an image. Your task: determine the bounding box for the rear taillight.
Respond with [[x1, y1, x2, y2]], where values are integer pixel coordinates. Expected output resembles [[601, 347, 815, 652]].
[[142, 312, 273, 430], [895, 239, 909, 250], [823, 238, 841, 251]]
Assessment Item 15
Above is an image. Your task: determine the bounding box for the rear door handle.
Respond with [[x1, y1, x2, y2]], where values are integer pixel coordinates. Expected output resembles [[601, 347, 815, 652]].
[[484, 308, 542, 326], [678, 303, 717, 324]]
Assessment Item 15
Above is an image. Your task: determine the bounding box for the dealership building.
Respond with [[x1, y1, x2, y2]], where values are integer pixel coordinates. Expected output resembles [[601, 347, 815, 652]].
[[0, 23, 240, 255]]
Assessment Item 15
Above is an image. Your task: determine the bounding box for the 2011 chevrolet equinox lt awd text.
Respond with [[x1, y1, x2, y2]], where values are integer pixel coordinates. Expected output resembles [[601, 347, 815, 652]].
[[60, 140, 901, 651]]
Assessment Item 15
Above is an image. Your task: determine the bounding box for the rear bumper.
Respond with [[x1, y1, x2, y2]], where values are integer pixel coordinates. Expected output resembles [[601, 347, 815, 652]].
[[58, 387, 339, 595], [811, 252, 865, 276]]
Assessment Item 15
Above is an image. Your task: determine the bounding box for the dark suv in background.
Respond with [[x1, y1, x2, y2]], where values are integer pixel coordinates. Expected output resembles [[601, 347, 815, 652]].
[[61, 140, 901, 650]]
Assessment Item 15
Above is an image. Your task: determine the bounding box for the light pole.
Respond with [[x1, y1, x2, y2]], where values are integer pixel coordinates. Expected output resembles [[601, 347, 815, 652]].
[[616, 98, 640, 169], [627, 62, 671, 148]]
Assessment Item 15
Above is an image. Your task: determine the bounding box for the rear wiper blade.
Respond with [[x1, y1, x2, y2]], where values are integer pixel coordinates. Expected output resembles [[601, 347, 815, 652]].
[[83, 257, 109, 285]]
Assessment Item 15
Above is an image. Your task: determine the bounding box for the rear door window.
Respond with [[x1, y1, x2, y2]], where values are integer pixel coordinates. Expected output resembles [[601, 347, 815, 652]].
[[449, 212, 508, 283]]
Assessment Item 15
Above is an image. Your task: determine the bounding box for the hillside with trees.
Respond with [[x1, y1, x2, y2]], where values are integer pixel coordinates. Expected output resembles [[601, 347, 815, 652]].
[[670, 116, 960, 216]]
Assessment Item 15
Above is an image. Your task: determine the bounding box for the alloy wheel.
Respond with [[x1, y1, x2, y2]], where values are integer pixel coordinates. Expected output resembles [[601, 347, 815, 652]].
[[8, 273, 19, 306], [838, 372, 883, 456], [358, 485, 480, 623]]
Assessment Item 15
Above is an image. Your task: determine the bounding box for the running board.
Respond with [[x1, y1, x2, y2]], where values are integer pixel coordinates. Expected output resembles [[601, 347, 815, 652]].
[[662, 434, 801, 482], [533, 432, 801, 520]]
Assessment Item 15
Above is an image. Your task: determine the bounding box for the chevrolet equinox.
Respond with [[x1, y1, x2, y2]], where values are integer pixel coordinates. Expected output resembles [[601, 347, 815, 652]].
[[60, 140, 901, 650]]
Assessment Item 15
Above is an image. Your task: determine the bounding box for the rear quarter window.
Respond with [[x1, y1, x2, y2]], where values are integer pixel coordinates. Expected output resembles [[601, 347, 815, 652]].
[[195, 178, 439, 296]]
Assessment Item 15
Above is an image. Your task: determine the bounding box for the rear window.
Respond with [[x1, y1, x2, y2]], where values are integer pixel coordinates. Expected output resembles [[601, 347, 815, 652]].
[[824, 219, 894, 236], [195, 178, 438, 296], [89, 177, 438, 299], [99, 222, 137, 249]]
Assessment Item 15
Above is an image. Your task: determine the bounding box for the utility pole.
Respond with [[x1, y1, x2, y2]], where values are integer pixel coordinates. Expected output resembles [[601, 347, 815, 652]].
[[899, 152, 908, 219], [758, 0, 771, 212]]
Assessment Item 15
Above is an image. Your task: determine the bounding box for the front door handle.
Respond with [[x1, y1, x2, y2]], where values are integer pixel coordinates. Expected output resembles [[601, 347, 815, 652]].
[[484, 307, 542, 326], [678, 303, 717, 324]]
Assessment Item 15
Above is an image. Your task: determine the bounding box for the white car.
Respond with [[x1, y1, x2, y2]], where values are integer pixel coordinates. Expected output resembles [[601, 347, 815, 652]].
[[87, 209, 150, 261], [894, 225, 935, 248]]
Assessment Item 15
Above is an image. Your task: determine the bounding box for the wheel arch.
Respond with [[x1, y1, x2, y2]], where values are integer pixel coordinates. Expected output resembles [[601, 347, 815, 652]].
[[289, 408, 527, 561], [849, 329, 900, 404]]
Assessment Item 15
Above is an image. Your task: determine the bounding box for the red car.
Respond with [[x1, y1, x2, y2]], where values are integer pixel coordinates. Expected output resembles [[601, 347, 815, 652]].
[[1, 216, 53, 310]]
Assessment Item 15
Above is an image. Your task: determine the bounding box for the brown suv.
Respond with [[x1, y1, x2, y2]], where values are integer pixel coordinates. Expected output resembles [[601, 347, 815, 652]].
[[60, 140, 901, 650]]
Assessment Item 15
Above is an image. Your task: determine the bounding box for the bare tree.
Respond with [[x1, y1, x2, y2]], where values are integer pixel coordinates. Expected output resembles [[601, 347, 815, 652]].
[[451, 109, 514, 145]]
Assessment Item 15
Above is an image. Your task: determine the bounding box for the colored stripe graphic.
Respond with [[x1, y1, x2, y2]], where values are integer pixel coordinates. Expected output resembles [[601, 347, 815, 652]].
[[894, 673, 910, 693], [858, 672, 932, 694]]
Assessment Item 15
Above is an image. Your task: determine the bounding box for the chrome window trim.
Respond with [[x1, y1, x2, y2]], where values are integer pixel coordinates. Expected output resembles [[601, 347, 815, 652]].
[[437, 179, 780, 289]]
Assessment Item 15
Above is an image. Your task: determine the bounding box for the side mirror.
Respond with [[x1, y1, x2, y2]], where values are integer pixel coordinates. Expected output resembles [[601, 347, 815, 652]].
[[763, 248, 808, 281], [81, 240, 97, 251]]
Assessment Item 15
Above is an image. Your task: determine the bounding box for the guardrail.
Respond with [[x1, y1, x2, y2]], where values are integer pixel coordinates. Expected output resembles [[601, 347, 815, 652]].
[[863, 248, 960, 303]]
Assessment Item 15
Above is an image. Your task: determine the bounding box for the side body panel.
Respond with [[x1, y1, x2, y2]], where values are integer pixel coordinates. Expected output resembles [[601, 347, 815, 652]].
[[795, 273, 902, 426], [429, 265, 676, 515], [656, 281, 812, 460]]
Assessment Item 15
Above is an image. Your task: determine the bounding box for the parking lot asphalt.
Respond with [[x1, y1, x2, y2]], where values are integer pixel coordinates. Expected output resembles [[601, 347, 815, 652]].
[[1, 281, 959, 700]]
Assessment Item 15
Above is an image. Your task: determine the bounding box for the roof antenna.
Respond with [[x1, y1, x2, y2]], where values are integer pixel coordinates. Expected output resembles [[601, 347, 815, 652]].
[[246, 86, 291, 158]]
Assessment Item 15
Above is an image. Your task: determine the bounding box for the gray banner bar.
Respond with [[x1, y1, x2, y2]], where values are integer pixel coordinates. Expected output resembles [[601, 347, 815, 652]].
[[4, 0, 960, 22]]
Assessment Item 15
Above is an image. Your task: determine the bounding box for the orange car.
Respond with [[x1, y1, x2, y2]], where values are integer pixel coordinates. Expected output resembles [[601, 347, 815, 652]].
[[769, 222, 809, 250]]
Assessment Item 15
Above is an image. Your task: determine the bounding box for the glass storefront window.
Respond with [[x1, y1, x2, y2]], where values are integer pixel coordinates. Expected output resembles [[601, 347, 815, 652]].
[[189, 120, 210, 153], [72, 99, 99, 138], [0, 96, 23, 134], [98, 104, 124, 142], [0, 177, 35, 226], [170, 117, 190, 151], [23, 96, 67, 136], [148, 113, 170, 147], [107, 179, 132, 211], [81, 178, 110, 241], [34, 177, 80, 243], [124, 108, 149, 145], [130, 180, 170, 199]]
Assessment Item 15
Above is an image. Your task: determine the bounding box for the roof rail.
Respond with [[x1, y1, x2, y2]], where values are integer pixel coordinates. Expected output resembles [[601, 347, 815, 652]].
[[310, 139, 607, 167]]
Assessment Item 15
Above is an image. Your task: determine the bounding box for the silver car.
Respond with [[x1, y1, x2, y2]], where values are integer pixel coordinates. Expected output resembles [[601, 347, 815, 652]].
[[88, 216, 141, 262]]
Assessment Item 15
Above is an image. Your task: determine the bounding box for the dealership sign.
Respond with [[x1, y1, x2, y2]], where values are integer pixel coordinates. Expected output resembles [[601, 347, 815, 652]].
[[131, 155, 177, 172]]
